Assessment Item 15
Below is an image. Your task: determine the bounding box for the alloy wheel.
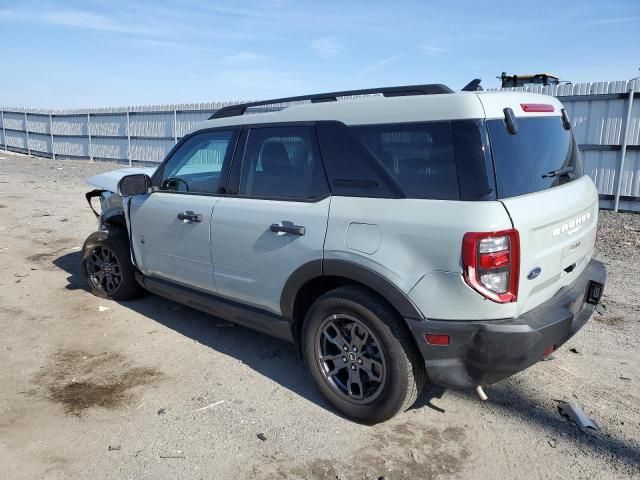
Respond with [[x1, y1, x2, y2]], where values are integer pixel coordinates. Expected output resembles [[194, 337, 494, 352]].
[[315, 314, 387, 404]]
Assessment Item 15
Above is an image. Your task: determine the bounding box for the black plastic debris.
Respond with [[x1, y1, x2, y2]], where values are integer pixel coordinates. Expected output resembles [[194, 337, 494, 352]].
[[569, 348, 580, 354], [557, 402, 599, 432], [257, 433, 267, 441]]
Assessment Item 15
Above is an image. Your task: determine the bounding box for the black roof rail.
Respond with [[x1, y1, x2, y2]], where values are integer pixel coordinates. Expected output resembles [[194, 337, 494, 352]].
[[208, 83, 454, 119]]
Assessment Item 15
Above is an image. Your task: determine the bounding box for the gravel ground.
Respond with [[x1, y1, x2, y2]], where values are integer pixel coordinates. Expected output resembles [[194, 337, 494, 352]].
[[0, 150, 639, 480]]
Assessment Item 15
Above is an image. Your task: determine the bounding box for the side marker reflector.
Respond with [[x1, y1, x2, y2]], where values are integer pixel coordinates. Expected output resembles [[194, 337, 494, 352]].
[[425, 334, 450, 346]]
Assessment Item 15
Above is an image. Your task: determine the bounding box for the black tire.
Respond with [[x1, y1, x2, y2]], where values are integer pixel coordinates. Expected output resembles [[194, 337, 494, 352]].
[[81, 230, 144, 301], [301, 285, 425, 424]]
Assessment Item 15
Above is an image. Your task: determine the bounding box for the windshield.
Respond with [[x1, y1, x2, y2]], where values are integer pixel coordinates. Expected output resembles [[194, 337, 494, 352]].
[[487, 116, 583, 198]]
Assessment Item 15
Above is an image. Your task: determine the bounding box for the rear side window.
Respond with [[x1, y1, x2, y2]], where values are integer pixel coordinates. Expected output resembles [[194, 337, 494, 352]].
[[487, 116, 584, 198], [239, 126, 329, 200], [350, 122, 460, 200]]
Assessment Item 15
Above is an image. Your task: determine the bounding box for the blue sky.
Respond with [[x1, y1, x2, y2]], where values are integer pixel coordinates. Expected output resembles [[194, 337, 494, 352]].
[[0, 0, 639, 108]]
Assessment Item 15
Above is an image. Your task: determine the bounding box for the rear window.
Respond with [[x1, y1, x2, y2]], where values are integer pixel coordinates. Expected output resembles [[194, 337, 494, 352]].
[[347, 121, 494, 201], [487, 116, 584, 198]]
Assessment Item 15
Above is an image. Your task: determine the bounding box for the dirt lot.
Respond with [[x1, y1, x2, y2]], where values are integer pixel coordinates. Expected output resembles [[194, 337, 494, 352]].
[[0, 150, 639, 479]]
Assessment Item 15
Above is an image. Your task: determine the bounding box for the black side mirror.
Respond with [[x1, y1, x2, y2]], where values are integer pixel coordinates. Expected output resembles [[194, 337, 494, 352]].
[[117, 174, 151, 196]]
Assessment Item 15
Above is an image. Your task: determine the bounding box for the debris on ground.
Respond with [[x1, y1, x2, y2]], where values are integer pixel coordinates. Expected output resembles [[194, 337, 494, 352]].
[[257, 433, 267, 441], [157, 408, 166, 415], [97, 306, 110, 312], [557, 402, 599, 432], [595, 304, 607, 315], [108, 445, 121, 451], [194, 400, 224, 412], [620, 376, 631, 381], [569, 348, 580, 354], [541, 354, 556, 362]]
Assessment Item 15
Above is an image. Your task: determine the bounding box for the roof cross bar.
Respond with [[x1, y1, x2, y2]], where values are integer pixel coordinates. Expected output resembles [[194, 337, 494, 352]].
[[208, 83, 453, 119]]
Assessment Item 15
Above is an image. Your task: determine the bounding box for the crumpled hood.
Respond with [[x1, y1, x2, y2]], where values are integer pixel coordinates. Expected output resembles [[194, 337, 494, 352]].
[[86, 167, 157, 192]]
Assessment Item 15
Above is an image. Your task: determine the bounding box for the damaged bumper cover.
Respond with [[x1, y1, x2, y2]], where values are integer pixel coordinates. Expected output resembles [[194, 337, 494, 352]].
[[407, 258, 607, 388]]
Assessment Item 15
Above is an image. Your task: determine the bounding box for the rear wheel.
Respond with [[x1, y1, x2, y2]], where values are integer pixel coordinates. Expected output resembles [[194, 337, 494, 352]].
[[302, 286, 425, 423], [81, 231, 144, 301]]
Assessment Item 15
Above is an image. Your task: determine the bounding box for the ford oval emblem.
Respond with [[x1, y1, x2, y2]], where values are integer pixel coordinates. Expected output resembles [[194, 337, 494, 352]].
[[527, 267, 542, 280]]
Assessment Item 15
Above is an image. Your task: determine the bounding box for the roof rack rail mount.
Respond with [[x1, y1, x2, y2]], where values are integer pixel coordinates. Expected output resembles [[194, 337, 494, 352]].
[[209, 83, 453, 119]]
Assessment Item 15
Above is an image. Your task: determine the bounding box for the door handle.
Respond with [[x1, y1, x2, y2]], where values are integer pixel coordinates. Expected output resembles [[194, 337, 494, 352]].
[[177, 211, 202, 222], [270, 223, 306, 236]]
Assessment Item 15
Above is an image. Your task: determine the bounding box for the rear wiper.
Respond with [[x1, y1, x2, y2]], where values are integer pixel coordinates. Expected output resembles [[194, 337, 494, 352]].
[[542, 166, 574, 178]]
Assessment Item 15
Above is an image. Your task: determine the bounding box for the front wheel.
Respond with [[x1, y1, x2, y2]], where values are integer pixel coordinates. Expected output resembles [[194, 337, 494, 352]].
[[302, 286, 425, 424], [81, 230, 144, 301]]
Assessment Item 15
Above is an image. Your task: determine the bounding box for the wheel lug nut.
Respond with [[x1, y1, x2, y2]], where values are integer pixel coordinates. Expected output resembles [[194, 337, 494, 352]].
[[342, 357, 347, 362], [343, 346, 348, 351], [352, 346, 357, 352], [358, 359, 363, 364], [351, 365, 356, 370]]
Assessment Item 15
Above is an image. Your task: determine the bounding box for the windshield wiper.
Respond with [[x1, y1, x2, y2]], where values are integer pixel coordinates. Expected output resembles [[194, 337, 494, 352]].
[[542, 166, 574, 178]]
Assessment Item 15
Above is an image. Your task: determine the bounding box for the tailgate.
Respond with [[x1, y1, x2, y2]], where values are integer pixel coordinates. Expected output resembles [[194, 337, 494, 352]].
[[501, 177, 598, 315]]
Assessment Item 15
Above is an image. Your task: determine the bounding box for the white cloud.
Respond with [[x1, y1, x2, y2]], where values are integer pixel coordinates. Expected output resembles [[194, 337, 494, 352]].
[[218, 68, 305, 99], [220, 52, 268, 64], [355, 52, 406, 77], [420, 44, 447, 57], [310, 37, 344, 59], [581, 16, 640, 26], [0, 7, 160, 36]]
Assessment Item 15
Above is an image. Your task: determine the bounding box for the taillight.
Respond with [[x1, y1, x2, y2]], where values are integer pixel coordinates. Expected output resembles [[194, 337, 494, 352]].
[[462, 229, 520, 303]]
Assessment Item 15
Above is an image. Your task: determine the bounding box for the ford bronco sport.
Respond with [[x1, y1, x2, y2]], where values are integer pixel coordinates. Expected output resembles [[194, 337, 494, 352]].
[[82, 83, 606, 423]]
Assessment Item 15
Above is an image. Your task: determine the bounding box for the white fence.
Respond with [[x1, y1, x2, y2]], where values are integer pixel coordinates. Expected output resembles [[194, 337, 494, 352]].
[[1, 80, 639, 211]]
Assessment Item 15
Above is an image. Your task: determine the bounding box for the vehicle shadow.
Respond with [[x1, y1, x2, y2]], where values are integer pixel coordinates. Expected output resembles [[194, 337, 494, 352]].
[[53, 250, 640, 467], [451, 384, 640, 470], [54, 251, 336, 417]]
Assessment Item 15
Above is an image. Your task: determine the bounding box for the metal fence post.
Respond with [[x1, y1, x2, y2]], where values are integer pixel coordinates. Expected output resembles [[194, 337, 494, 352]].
[[87, 113, 93, 161], [126, 110, 132, 166], [173, 108, 178, 144], [49, 114, 55, 160], [613, 80, 637, 212], [1, 110, 6, 151], [24, 112, 31, 156]]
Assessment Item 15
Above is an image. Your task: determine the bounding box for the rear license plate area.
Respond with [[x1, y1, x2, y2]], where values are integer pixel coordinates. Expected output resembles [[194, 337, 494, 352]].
[[586, 281, 603, 305]]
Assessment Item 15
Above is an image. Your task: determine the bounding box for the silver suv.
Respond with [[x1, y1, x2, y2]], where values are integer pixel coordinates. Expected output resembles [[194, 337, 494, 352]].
[[82, 83, 606, 423]]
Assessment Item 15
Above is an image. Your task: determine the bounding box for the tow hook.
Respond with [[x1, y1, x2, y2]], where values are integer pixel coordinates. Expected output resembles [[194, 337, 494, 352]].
[[475, 385, 488, 401]]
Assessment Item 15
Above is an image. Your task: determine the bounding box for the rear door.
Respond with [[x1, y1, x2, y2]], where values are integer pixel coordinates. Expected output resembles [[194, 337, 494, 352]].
[[211, 124, 330, 315], [130, 129, 238, 292], [485, 113, 598, 315]]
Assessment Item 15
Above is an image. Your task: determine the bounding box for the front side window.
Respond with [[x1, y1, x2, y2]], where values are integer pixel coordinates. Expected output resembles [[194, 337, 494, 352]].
[[239, 126, 329, 200], [158, 130, 237, 194]]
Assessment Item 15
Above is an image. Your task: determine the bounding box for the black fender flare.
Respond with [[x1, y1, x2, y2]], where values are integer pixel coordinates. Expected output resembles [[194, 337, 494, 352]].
[[81, 227, 129, 262], [280, 259, 425, 322]]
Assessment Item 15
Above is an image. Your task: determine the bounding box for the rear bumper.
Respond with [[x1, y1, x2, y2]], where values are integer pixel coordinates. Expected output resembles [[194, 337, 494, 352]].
[[407, 258, 606, 388]]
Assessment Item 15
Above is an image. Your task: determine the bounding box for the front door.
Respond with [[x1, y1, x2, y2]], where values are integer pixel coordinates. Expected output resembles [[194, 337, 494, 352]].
[[212, 125, 331, 314], [129, 129, 238, 292]]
